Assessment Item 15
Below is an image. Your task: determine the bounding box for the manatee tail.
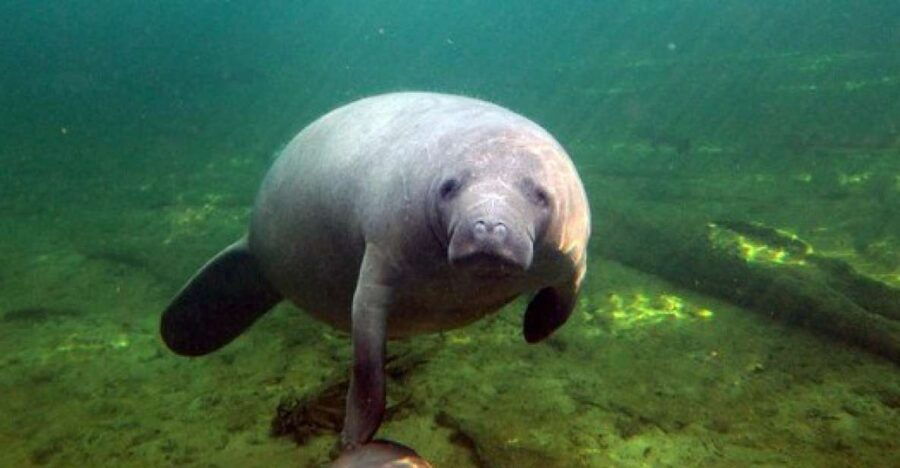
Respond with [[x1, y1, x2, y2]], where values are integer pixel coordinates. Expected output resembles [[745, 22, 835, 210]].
[[160, 239, 282, 356]]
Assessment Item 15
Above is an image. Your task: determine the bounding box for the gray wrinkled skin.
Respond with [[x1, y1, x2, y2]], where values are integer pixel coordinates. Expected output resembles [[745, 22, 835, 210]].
[[250, 92, 590, 338]]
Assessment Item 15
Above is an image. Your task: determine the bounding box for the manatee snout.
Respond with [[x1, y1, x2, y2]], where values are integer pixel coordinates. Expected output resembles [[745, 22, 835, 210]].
[[448, 202, 534, 275]]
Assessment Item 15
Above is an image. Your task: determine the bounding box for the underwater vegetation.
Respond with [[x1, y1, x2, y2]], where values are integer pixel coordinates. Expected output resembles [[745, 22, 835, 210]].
[[1, 0, 898, 466], [2, 307, 84, 324], [595, 208, 900, 362]]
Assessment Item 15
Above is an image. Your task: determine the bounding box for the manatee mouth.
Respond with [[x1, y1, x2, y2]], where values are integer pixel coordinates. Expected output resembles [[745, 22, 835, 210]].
[[450, 251, 527, 278]]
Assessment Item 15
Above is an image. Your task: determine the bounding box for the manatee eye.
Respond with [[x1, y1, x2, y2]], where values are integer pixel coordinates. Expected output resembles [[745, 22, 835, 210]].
[[533, 188, 551, 208], [439, 178, 461, 200], [521, 177, 551, 209]]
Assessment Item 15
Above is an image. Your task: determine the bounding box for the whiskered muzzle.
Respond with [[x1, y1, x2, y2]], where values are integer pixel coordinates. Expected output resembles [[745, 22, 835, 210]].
[[448, 214, 533, 276]]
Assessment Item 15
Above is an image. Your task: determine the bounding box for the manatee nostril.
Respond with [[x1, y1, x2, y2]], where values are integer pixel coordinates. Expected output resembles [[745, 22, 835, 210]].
[[474, 221, 488, 236], [472, 220, 508, 240]]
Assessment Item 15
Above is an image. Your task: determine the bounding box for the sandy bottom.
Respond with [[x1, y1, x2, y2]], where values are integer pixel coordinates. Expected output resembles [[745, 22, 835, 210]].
[[1, 142, 897, 467]]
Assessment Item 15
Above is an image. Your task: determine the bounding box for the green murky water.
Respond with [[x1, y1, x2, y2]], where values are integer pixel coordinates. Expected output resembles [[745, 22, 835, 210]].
[[1, 1, 898, 466]]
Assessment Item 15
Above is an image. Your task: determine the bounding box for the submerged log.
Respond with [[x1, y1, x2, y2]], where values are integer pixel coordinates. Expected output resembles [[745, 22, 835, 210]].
[[593, 205, 900, 364]]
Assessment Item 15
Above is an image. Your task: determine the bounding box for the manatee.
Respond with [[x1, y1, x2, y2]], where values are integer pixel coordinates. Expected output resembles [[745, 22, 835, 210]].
[[160, 92, 591, 456], [332, 440, 432, 468]]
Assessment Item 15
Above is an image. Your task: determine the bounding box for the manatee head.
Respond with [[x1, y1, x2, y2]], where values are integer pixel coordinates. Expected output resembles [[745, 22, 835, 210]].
[[431, 132, 557, 277]]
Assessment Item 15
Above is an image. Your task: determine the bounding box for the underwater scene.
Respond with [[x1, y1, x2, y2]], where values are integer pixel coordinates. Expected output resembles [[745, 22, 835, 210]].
[[1, 1, 898, 466]]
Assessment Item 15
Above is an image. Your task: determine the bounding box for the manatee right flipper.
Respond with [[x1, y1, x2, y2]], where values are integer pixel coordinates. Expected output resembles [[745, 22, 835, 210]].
[[341, 244, 394, 450], [160, 239, 282, 356]]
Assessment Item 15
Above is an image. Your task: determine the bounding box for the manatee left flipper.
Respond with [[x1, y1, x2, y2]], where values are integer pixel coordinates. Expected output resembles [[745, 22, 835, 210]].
[[161, 239, 282, 356], [523, 279, 579, 343], [341, 244, 394, 450]]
